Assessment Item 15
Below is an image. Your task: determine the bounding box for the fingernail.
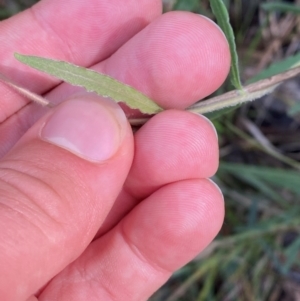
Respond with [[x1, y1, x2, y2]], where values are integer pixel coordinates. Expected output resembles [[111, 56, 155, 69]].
[[208, 178, 224, 200], [40, 96, 127, 162], [199, 114, 218, 140]]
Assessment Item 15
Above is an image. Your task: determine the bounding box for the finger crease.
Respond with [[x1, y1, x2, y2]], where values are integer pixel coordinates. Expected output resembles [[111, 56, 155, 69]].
[[119, 222, 171, 275]]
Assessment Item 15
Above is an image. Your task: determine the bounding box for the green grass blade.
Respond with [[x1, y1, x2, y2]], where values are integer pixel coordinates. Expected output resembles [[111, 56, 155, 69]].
[[209, 0, 243, 90], [282, 238, 300, 274], [261, 2, 300, 14], [173, 0, 198, 11], [219, 163, 300, 196], [248, 52, 300, 83], [288, 102, 300, 116], [234, 174, 284, 204], [15, 53, 163, 115], [204, 104, 239, 119]]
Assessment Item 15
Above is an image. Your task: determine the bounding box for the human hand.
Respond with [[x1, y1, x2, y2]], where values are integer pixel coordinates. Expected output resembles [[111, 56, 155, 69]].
[[0, 1, 230, 300]]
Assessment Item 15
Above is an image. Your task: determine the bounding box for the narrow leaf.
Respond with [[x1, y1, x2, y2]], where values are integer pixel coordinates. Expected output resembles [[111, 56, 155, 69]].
[[209, 0, 243, 89], [288, 103, 300, 116], [219, 163, 300, 195], [261, 2, 300, 15], [203, 105, 239, 120], [248, 52, 300, 83], [15, 53, 163, 115], [173, 0, 198, 11]]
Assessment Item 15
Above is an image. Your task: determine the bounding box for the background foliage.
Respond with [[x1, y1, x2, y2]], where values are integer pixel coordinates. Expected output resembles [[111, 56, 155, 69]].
[[158, 1, 300, 300], [1, 0, 300, 300]]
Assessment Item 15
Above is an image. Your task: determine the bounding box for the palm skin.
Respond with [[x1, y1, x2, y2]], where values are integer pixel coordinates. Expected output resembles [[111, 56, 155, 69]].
[[0, 1, 230, 300]]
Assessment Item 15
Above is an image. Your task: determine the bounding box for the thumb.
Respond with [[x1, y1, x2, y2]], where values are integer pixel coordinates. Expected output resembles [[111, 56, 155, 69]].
[[0, 94, 133, 301]]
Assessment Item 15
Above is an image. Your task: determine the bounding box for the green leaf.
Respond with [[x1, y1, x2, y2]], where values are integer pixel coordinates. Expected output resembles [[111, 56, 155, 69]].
[[288, 102, 300, 116], [204, 104, 239, 120], [261, 2, 300, 15], [219, 163, 300, 196], [15, 53, 163, 115], [209, 0, 243, 90], [173, 0, 198, 11], [248, 52, 300, 83]]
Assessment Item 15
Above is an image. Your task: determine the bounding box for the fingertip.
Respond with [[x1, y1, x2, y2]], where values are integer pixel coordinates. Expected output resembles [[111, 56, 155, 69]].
[[126, 109, 219, 199], [122, 178, 225, 272], [153, 11, 231, 108], [202, 178, 225, 236], [103, 11, 231, 109], [34, 178, 225, 300]]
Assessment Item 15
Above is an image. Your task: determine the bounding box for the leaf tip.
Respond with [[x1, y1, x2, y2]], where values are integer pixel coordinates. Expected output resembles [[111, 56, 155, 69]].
[[14, 52, 23, 60], [14, 53, 29, 65]]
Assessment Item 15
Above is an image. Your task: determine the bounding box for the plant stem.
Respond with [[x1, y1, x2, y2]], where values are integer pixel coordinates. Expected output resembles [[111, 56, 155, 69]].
[[188, 65, 300, 114], [0, 73, 52, 107]]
